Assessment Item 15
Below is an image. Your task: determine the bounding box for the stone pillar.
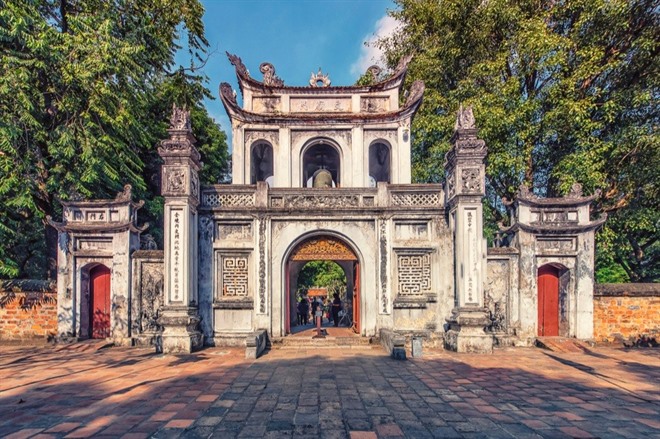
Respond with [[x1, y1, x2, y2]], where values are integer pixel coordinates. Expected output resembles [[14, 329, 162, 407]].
[[444, 106, 493, 353], [158, 105, 203, 353]]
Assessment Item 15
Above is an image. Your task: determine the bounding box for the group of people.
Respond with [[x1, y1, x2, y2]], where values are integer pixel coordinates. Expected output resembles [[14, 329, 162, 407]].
[[297, 293, 343, 327]]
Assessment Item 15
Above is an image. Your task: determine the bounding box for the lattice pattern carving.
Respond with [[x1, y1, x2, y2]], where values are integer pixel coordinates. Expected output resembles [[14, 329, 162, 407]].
[[397, 252, 432, 296], [391, 192, 440, 207], [221, 255, 249, 297], [202, 192, 254, 208]]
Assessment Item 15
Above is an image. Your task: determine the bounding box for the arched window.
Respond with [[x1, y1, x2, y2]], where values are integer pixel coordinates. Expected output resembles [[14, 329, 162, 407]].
[[369, 142, 390, 186], [302, 141, 340, 187], [251, 142, 273, 185]]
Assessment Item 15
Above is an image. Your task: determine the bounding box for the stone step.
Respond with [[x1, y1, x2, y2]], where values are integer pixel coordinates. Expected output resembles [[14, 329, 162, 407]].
[[274, 335, 378, 349], [536, 337, 591, 353]]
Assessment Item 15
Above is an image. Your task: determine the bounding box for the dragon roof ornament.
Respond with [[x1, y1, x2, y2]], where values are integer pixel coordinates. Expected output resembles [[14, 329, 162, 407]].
[[259, 62, 284, 87]]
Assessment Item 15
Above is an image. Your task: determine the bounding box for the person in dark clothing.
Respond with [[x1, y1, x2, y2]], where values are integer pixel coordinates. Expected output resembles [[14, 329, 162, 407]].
[[297, 298, 309, 325], [332, 293, 342, 327]]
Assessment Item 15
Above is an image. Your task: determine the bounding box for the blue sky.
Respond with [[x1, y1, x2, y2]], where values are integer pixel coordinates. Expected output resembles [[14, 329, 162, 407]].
[[189, 0, 398, 136]]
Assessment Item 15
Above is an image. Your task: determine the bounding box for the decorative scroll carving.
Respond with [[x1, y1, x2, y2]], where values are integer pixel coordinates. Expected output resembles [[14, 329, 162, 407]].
[[404, 80, 425, 107], [366, 65, 382, 82], [309, 68, 331, 87], [115, 184, 133, 201], [167, 168, 186, 193], [220, 255, 249, 297], [461, 167, 481, 193], [394, 53, 414, 74], [454, 104, 476, 130], [220, 82, 238, 106], [380, 220, 388, 313], [202, 192, 255, 208], [396, 251, 432, 296], [258, 217, 266, 313], [140, 234, 158, 250], [227, 52, 249, 77], [169, 104, 191, 131], [567, 182, 583, 198], [391, 192, 440, 206], [291, 237, 357, 261], [285, 195, 359, 209], [259, 62, 284, 87]]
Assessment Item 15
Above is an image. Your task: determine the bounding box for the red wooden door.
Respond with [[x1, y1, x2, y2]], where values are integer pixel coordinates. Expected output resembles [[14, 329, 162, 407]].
[[285, 262, 291, 334], [90, 265, 111, 339], [352, 261, 360, 334], [538, 265, 559, 336]]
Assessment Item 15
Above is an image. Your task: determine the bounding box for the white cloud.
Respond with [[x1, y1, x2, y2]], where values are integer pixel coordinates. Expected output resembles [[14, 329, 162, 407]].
[[350, 15, 401, 78]]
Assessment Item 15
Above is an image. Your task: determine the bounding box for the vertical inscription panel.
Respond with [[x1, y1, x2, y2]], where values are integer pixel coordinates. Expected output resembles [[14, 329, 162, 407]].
[[169, 208, 185, 304], [462, 207, 481, 305]]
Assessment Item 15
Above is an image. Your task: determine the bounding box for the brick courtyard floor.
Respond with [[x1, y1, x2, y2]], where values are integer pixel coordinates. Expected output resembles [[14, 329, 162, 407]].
[[0, 343, 658, 438]]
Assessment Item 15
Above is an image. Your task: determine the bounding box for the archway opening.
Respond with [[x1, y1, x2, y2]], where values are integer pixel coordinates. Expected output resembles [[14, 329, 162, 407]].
[[369, 141, 390, 186], [251, 142, 274, 185], [285, 236, 360, 335], [537, 264, 569, 337], [302, 142, 340, 187]]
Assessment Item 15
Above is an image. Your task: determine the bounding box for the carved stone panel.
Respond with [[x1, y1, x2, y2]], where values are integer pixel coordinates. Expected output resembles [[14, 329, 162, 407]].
[[217, 223, 253, 241], [290, 97, 351, 113], [76, 238, 113, 251], [165, 167, 187, 195], [291, 237, 357, 261], [252, 96, 281, 113], [244, 130, 278, 147], [360, 97, 390, 113], [217, 253, 250, 298], [461, 167, 481, 193], [394, 222, 429, 241], [485, 259, 508, 332], [537, 237, 577, 253], [396, 250, 432, 296], [137, 262, 164, 333], [284, 195, 359, 209]]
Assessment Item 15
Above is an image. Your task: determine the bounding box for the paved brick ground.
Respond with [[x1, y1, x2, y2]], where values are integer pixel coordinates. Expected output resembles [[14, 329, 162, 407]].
[[0, 343, 658, 438]]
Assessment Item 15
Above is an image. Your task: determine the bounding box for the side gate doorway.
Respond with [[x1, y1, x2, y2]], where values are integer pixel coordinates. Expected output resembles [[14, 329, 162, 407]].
[[90, 265, 111, 339], [285, 236, 361, 335]]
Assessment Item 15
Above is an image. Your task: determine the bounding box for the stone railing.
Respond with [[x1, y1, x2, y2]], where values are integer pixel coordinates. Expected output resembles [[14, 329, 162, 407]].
[[200, 183, 444, 210]]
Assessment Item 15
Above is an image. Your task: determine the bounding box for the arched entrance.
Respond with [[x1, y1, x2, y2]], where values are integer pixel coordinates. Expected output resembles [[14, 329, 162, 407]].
[[90, 265, 111, 339], [285, 236, 360, 334]]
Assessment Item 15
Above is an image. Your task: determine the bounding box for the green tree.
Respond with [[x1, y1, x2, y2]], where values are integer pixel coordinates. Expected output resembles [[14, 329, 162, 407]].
[[297, 261, 347, 298], [378, 0, 658, 281], [0, 0, 228, 278]]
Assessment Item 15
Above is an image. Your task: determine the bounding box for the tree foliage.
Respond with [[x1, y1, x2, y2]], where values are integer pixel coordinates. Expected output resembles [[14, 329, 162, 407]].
[[297, 261, 347, 299], [0, 0, 229, 278], [378, 0, 658, 282]]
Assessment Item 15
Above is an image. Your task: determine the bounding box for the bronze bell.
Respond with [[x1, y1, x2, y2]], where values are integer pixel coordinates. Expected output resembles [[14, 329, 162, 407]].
[[312, 169, 333, 188]]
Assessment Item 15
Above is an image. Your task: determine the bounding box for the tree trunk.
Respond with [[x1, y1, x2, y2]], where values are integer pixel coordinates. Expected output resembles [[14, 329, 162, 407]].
[[45, 221, 58, 280]]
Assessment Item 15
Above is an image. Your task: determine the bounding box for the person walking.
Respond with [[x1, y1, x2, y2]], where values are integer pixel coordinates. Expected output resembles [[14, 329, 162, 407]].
[[331, 293, 342, 327]]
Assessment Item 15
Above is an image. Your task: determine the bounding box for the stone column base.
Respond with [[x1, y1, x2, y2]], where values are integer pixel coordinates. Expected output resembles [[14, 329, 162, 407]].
[[159, 306, 204, 354], [444, 307, 493, 353]]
